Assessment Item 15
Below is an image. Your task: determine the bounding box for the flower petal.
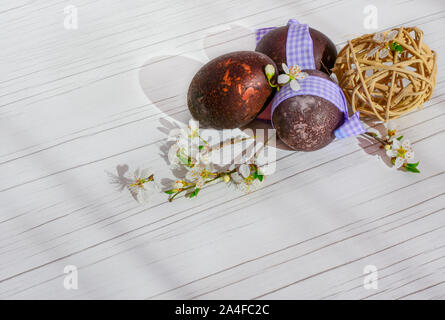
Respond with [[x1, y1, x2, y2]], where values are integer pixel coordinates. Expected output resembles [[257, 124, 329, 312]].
[[196, 179, 205, 189], [230, 172, 244, 184], [386, 121, 397, 131], [391, 139, 401, 149], [405, 150, 414, 160], [402, 139, 411, 149], [167, 128, 184, 141], [189, 119, 199, 131], [395, 157, 404, 169], [379, 48, 389, 59], [258, 163, 275, 175], [239, 164, 250, 178], [373, 32, 385, 42], [281, 63, 289, 74], [290, 79, 300, 91], [367, 46, 380, 57], [386, 150, 396, 157], [386, 30, 398, 41], [140, 168, 152, 179], [277, 74, 290, 84], [136, 189, 151, 204]]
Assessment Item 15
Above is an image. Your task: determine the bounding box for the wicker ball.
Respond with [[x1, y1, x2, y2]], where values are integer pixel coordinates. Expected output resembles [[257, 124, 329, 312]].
[[333, 27, 437, 121]]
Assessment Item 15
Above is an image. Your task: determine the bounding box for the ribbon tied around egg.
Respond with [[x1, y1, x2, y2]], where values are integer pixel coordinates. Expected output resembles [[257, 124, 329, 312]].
[[256, 19, 365, 139]]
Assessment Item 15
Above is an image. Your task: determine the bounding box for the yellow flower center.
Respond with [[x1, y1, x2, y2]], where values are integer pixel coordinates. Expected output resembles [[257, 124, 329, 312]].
[[397, 147, 407, 158], [131, 179, 144, 189], [289, 66, 302, 76], [130, 174, 154, 188], [244, 176, 254, 185]]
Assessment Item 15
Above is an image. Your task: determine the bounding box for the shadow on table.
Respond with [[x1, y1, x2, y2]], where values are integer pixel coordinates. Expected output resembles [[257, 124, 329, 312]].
[[356, 120, 392, 168], [138, 24, 294, 152]]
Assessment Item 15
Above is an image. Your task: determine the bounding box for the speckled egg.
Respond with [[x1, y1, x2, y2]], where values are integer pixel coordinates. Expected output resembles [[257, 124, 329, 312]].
[[272, 70, 344, 151], [256, 26, 337, 75], [187, 51, 277, 129]]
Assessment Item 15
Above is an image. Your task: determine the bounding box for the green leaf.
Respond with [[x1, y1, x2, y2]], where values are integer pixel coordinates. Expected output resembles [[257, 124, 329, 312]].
[[406, 161, 420, 168], [251, 170, 264, 182], [189, 188, 200, 198], [198, 145, 204, 150], [397, 135, 404, 141], [405, 162, 420, 173], [390, 42, 403, 52], [405, 166, 420, 173], [165, 190, 175, 194]]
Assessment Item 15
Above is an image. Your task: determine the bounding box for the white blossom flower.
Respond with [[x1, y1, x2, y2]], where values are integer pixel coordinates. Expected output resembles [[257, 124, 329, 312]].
[[367, 30, 398, 59], [278, 63, 308, 91], [173, 180, 185, 189], [252, 146, 275, 175], [386, 138, 414, 168], [228, 172, 263, 194], [167, 119, 203, 167], [168, 118, 199, 140], [185, 163, 216, 189], [385, 121, 398, 142], [196, 146, 212, 166], [168, 119, 200, 149], [129, 168, 158, 203]]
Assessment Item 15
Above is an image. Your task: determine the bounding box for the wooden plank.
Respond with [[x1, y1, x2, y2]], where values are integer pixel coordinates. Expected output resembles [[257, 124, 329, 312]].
[[0, 0, 444, 299]]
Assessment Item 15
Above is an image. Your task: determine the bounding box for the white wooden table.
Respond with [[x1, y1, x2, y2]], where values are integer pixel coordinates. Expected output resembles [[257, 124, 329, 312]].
[[0, 0, 444, 300]]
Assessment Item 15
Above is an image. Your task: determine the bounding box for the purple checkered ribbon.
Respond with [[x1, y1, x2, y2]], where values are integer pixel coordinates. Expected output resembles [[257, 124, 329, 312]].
[[255, 27, 275, 43], [256, 19, 315, 70], [270, 76, 365, 139], [256, 19, 364, 139], [286, 19, 315, 70]]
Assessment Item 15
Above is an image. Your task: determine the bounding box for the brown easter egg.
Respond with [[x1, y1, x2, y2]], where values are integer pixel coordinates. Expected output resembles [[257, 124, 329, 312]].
[[256, 26, 337, 74], [187, 51, 277, 129], [272, 70, 344, 151]]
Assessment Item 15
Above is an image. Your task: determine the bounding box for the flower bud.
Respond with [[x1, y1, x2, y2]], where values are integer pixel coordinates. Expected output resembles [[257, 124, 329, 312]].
[[265, 64, 275, 77]]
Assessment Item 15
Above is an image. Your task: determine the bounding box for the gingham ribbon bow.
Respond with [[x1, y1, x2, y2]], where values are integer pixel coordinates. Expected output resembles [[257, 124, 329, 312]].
[[256, 19, 365, 139]]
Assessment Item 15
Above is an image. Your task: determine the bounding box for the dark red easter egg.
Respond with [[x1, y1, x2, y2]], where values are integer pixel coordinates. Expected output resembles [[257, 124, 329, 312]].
[[187, 51, 277, 129], [272, 70, 344, 151], [256, 26, 337, 75]]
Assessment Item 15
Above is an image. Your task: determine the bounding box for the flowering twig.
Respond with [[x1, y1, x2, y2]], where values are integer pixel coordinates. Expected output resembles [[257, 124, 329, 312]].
[[164, 169, 236, 202], [363, 122, 420, 173], [162, 119, 275, 201]]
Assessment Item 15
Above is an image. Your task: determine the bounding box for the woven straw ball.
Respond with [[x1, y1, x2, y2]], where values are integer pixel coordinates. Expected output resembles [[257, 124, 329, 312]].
[[333, 27, 437, 121]]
